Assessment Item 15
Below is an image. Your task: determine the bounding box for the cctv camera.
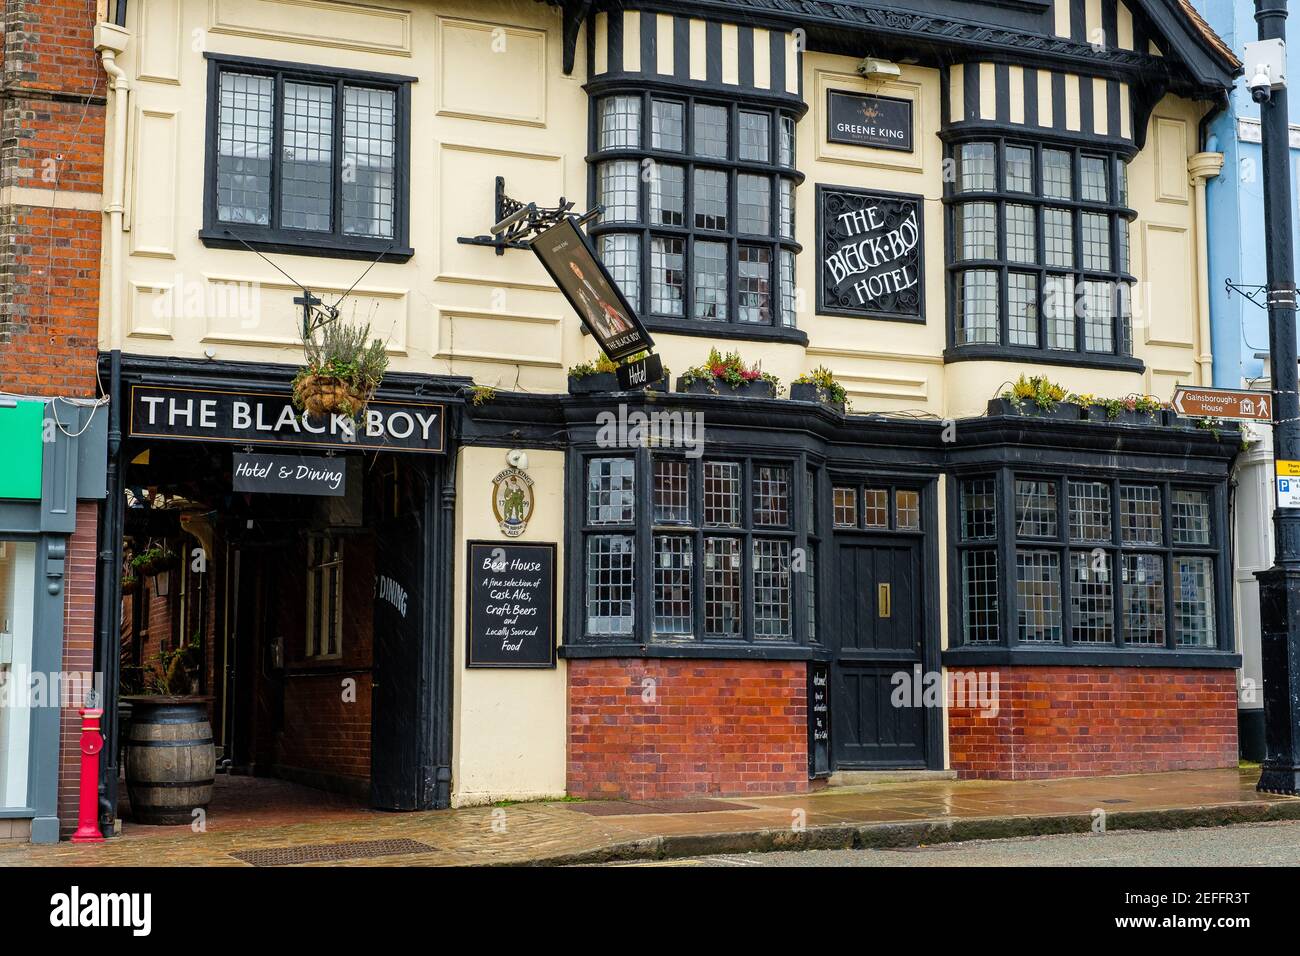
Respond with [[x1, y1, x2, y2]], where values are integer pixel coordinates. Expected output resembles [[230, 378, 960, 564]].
[[1251, 68, 1273, 104]]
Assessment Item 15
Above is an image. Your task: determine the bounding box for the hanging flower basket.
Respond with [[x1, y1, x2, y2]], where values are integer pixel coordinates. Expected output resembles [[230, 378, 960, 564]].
[[293, 374, 372, 418], [293, 317, 389, 421], [122, 575, 139, 596]]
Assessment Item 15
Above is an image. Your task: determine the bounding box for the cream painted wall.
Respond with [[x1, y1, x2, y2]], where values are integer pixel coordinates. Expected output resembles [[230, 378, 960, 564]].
[[794, 56, 948, 415], [113, 2, 1212, 420], [112, 0, 590, 394], [451, 445, 566, 806]]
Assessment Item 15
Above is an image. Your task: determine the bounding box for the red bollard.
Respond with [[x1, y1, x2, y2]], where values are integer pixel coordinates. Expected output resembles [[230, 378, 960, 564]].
[[70, 707, 105, 844]]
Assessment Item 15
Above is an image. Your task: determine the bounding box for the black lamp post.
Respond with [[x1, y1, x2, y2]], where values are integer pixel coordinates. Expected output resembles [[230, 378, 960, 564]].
[[1252, 0, 1300, 794]]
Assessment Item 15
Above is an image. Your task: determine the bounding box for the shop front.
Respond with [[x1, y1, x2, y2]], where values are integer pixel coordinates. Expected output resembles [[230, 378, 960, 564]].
[[509, 390, 1241, 799], [0, 398, 105, 843], [98, 355, 461, 827]]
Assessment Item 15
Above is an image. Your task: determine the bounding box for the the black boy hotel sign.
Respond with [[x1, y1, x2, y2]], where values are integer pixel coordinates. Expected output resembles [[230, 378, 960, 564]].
[[817, 185, 924, 323], [129, 385, 445, 454]]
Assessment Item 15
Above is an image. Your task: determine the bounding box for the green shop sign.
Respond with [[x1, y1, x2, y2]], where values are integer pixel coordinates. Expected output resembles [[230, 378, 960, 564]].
[[0, 400, 44, 500]]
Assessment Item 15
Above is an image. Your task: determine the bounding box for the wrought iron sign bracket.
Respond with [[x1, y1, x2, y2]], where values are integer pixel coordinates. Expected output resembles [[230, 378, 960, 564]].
[[457, 176, 602, 255], [1226, 278, 1269, 311]]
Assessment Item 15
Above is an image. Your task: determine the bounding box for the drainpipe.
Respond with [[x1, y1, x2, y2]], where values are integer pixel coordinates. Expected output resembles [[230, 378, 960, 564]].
[[1190, 151, 1225, 386], [95, 22, 130, 351], [93, 20, 131, 834]]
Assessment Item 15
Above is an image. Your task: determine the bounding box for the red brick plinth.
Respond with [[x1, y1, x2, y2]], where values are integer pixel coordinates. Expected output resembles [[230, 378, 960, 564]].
[[567, 658, 809, 800], [948, 666, 1238, 780]]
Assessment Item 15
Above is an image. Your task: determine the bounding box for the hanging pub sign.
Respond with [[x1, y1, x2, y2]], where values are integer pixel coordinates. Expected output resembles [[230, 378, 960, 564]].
[[466, 541, 557, 668], [232, 452, 346, 496], [128, 385, 445, 454], [817, 185, 925, 322], [492, 466, 534, 538], [530, 217, 654, 361], [827, 90, 913, 152]]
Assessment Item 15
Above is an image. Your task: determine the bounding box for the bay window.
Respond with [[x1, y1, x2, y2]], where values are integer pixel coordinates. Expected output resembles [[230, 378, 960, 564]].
[[589, 91, 803, 340], [575, 452, 815, 646], [946, 138, 1137, 368], [952, 472, 1227, 654]]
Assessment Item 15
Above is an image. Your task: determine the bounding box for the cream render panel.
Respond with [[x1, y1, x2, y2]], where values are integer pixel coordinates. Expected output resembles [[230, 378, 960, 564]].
[[110, 1, 1214, 422], [113, 0, 590, 397]]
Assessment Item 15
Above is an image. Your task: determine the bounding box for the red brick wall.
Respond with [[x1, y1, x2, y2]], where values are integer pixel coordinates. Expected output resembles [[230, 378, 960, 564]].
[[567, 659, 809, 800], [3, 0, 105, 839], [257, 536, 375, 785], [277, 675, 373, 781], [0, 0, 105, 398], [56, 501, 99, 834], [948, 667, 1238, 779]]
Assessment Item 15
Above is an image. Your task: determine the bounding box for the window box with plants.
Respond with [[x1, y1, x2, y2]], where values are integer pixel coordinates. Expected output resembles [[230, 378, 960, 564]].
[[292, 318, 389, 420], [1072, 393, 1168, 425], [791, 366, 849, 413], [677, 348, 779, 398], [567, 353, 621, 395], [989, 375, 1080, 420], [569, 351, 668, 395]]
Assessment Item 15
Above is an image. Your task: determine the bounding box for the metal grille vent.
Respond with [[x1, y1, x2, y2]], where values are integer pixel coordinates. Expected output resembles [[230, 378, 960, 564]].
[[229, 838, 435, 866]]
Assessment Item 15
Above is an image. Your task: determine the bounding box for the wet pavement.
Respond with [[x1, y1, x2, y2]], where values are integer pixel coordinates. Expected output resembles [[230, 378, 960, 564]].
[[662, 820, 1300, 867], [1, 767, 1294, 866]]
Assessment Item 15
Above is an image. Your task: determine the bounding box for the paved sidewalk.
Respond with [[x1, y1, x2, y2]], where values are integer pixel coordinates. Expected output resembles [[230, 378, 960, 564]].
[[1, 768, 1295, 867]]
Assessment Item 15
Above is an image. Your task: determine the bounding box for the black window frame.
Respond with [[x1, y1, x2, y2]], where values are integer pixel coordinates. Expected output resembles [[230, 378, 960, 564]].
[[200, 53, 415, 262], [587, 86, 806, 346], [943, 134, 1141, 372], [569, 446, 817, 649], [948, 469, 1232, 660]]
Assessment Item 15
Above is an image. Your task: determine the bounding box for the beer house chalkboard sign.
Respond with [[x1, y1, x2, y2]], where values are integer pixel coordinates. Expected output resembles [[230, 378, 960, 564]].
[[817, 185, 924, 322], [466, 541, 557, 668]]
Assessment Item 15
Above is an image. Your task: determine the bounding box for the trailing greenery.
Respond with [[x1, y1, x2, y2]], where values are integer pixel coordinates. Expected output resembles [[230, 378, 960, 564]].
[[793, 366, 849, 407], [680, 348, 780, 394], [468, 384, 497, 406], [130, 545, 176, 575]]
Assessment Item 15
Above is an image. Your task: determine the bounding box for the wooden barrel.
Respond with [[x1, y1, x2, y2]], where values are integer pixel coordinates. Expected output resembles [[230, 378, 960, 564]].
[[123, 697, 215, 825]]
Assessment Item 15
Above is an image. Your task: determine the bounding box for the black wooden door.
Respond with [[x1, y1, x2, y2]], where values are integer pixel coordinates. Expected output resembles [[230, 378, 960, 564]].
[[370, 508, 424, 810], [832, 539, 927, 768]]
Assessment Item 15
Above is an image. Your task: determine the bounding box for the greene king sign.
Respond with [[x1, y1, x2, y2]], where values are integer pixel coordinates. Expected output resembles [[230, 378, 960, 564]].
[[817, 185, 924, 322]]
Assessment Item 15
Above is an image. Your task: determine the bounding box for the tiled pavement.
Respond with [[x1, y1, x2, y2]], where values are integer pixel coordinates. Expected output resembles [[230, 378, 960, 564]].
[[1, 768, 1296, 867]]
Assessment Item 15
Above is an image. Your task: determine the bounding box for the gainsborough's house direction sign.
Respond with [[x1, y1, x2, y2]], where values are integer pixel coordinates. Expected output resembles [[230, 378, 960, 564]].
[[129, 385, 446, 454], [817, 186, 925, 322]]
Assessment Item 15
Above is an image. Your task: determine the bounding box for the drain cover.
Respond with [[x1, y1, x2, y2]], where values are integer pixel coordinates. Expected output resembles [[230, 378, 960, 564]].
[[230, 838, 435, 866], [1100, 799, 1133, 805]]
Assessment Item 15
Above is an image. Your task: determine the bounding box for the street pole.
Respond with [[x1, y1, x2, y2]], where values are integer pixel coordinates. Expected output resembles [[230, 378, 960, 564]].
[[1254, 0, 1300, 794]]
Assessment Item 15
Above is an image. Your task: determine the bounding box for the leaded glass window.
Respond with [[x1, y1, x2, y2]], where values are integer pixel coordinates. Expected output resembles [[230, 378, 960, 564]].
[[949, 139, 1133, 360], [590, 95, 799, 331], [956, 473, 1221, 654], [580, 453, 812, 645], [209, 63, 407, 252]]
